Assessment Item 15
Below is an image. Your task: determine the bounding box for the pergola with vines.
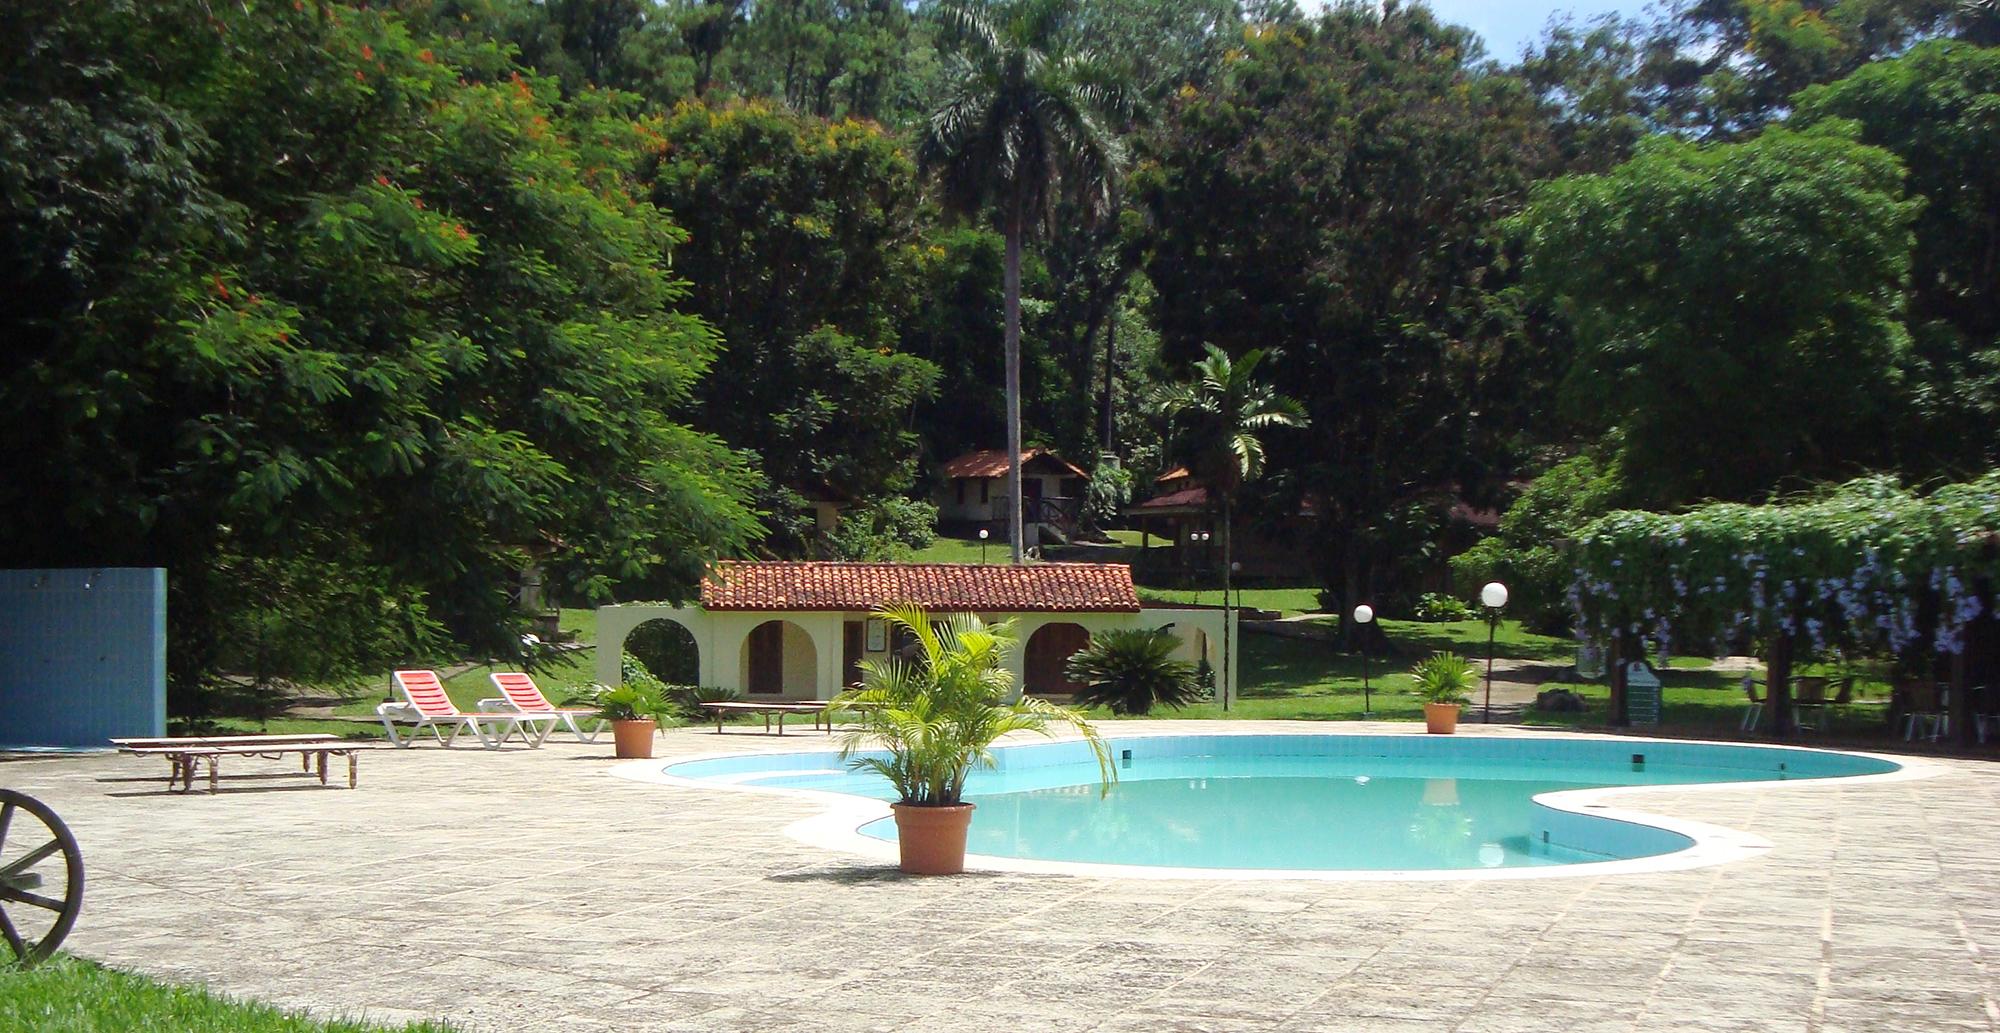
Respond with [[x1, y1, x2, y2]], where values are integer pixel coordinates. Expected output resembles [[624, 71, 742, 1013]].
[[1567, 474, 2000, 740]]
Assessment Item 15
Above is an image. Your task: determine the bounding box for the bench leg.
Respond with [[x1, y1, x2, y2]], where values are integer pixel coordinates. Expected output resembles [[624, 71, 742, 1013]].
[[318, 752, 329, 785], [349, 752, 358, 789], [208, 756, 219, 794]]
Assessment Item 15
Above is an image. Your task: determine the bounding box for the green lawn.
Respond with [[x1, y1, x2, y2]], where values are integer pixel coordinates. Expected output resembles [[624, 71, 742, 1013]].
[[1137, 586, 1324, 615], [908, 534, 1003, 564], [1371, 618, 1578, 662], [0, 957, 452, 1033], [1519, 659, 1900, 735], [1084, 629, 1423, 721]]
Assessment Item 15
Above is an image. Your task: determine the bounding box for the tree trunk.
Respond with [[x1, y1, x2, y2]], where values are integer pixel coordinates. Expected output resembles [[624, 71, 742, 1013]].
[[1101, 303, 1117, 452], [1221, 493, 1233, 712], [1004, 196, 1026, 564], [1951, 646, 1973, 746], [1768, 633, 1795, 737], [1608, 637, 1627, 727]]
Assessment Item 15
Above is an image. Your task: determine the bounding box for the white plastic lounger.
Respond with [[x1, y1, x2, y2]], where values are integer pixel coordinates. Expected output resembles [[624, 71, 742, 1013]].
[[479, 672, 606, 744], [377, 670, 552, 748]]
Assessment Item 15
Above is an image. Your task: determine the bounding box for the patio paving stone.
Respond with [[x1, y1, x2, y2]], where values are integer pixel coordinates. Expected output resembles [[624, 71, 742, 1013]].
[[5, 719, 1997, 1032]]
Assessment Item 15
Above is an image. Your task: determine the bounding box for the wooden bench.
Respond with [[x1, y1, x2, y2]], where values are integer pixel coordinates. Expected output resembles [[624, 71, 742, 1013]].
[[696, 701, 841, 736], [112, 734, 385, 793]]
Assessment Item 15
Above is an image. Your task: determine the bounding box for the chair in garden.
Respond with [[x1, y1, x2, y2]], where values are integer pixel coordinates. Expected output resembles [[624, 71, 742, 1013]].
[[480, 672, 605, 744], [378, 670, 549, 748], [1793, 676, 1831, 731], [1739, 676, 1764, 732]]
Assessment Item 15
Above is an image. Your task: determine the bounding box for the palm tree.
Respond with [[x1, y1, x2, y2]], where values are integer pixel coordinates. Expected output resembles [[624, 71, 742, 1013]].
[[1158, 344, 1307, 709], [921, 0, 1125, 563]]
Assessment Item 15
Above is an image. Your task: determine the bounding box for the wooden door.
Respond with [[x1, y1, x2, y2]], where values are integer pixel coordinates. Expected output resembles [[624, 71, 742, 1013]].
[[842, 621, 864, 689], [747, 622, 783, 695], [1024, 623, 1091, 695]]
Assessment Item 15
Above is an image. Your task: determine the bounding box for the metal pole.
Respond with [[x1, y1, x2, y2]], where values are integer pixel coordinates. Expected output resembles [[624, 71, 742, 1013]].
[[1361, 643, 1371, 717], [1483, 618, 1496, 723]]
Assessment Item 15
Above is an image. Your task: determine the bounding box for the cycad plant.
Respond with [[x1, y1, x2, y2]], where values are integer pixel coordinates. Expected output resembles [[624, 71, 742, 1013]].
[[921, 0, 1126, 562], [1064, 628, 1201, 716], [827, 604, 1112, 806]]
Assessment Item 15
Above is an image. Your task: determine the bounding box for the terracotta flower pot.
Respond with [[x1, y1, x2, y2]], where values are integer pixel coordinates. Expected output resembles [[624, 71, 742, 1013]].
[[1423, 703, 1461, 735], [610, 718, 657, 759], [891, 802, 976, 875]]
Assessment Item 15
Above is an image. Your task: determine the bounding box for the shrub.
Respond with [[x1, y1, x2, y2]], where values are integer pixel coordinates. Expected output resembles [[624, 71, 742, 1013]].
[[825, 497, 939, 559], [1412, 593, 1476, 622], [1065, 628, 1203, 716], [1082, 463, 1133, 535]]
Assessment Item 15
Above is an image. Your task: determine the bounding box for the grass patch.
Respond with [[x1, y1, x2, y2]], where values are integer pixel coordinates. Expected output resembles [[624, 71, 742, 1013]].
[[1137, 586, 1324, 615], [1372, 619, 1576, 662], [908, 535, 1002, 564], [0, 956, 452, 1032], [1519, 663, 1901, 735], [1078, 628, 1422, 722]]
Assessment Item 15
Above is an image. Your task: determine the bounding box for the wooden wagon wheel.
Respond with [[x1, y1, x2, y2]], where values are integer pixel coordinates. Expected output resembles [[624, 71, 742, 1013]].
[[0, 790, 84, 968]]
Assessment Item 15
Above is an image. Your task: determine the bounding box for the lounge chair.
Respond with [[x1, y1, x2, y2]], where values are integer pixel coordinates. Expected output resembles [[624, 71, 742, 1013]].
[[1739, 676, 1764, 732], [377, 670, 550, 749], [480, 672, 606, 744]]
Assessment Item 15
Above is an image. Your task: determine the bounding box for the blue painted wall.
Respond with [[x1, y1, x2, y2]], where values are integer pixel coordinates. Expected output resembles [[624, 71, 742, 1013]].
[[0, 568, 167, 748]]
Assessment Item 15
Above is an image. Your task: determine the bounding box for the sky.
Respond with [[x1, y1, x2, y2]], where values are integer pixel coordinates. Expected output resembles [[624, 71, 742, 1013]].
[[1410, 1, 1657, 61]]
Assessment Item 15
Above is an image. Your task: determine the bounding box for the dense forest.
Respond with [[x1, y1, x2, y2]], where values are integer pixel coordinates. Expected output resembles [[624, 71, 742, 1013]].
[[4, 0, 1998, 702]]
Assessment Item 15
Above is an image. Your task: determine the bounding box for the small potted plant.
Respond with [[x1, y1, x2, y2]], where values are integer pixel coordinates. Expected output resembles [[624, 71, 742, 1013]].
[[1411, 651, 1474, 734], [827, 604, 1113, 875], [594, 684, 667, 759]]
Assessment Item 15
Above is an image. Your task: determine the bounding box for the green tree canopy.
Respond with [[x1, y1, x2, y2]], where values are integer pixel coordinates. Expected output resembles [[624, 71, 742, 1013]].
[[1520, 122, 1921, 506], [0, 0, 759, 701], [648, 100, 938, 550], [1136, 2, 1550, 616], [1793, 40, 2000, 478]]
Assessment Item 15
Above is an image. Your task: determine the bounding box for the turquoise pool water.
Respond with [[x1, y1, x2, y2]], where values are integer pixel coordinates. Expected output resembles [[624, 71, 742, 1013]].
[[663, 734, 1899, 871]]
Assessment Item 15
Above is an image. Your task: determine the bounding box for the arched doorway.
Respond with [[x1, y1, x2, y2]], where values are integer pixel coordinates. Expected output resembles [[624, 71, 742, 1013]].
[[740, 620, 817, 697], [1024, 622, 1091, 696], [623, 618, 699, 686]]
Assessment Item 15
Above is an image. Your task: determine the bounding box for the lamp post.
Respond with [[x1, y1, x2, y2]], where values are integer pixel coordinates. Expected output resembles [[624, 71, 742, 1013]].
[[978, 527, 989, 564], [1353, 604, 1375, 718], [1480, 581, 1509, 724]]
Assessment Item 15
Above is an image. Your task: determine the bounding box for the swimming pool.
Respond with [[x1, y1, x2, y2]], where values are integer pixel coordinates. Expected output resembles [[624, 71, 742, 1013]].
[[656, 733, 1905, 876]]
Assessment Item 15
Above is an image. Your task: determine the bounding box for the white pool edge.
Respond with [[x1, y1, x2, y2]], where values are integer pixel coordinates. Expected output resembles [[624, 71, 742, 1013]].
[[608, 728, 1943, 882]]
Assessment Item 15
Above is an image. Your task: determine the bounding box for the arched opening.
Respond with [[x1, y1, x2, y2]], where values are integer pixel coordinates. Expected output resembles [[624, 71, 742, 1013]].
[[1024, 622, 1092, 696], [623, 618, 700, 686], [740, 619, 818, 698]]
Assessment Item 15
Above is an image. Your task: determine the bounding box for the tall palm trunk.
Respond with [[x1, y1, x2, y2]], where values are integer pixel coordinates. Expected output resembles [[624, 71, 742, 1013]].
[[1101, 305, 1116, 451], [1004, 194, 1026, 563]]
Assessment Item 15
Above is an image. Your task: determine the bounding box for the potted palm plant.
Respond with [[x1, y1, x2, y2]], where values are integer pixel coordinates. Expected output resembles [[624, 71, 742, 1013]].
[[826, 604, 1113, 875], [595, 683, 668, 759], [1411, 651, 1474, 734]]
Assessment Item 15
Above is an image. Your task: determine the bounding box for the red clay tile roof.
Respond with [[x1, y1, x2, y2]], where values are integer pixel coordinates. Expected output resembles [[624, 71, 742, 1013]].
[[701, 561, 1140, 613], [940, 448, 1088, 480], [1133, 486, 1210, 510]]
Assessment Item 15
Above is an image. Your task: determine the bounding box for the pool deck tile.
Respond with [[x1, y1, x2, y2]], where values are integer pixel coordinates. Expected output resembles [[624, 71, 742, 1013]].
[[5, 719, 1998, 1033]]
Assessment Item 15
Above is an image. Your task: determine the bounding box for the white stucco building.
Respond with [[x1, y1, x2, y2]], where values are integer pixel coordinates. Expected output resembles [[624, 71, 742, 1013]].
[[595, 561, 1236, 703]]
